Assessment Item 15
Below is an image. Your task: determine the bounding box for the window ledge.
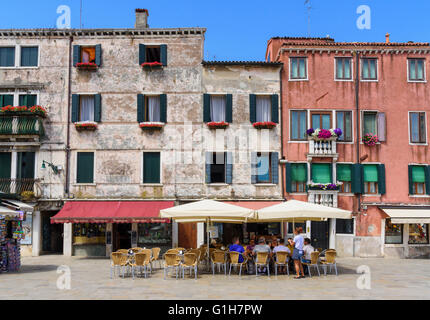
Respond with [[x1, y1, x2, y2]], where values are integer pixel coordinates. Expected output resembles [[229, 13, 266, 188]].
[[409, 195, 430, 198], [73, 183, 96, 186], [288, 79, 309, 82], [140, 183, 163, 187], [207, 183, 229, 186], [409, 143, 428, 146], [362, 194, 381, 197], [338, 193, 355, 196], [408, 80, 427, 83], [360, 79, 379, 82], [0, 66, 39, 69], [334, 79, 354, 82], [254, 183, 277, 187], [288, 192, 307, 195]]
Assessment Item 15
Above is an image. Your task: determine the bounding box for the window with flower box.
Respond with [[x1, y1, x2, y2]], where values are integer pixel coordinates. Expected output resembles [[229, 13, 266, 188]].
[[251, 152, 279, 184], [72, 94, 101, 123], [249, 94, 278, 126], [76, 152, 94, 184], [408, 165, 430, 195], [408, 58, 425, 82], [409, 112, 426, 144], [311, 112, 332, 130], [362, 111, 386, 142], [19, 94, 37, 107], [73, 45, 102, 68], [290, 110, 307, 141], [0, 47, 15, 67], [285, 163, 307, 193], [139, 44, 167, 67], [311, 163, 332, 184], [385, 219, 403, 244], [337, 164, 352, 193], [203, 94, 232, 124], [0, 94, 14, 107], [137, 94, 167, 124], [336, 111, 352, 142], [408, 223, 429, 244], [143, 152, 161, 184]]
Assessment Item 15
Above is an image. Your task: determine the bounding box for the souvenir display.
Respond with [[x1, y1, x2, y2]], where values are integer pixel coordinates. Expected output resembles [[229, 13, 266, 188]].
[[0, 216, 23, 273]]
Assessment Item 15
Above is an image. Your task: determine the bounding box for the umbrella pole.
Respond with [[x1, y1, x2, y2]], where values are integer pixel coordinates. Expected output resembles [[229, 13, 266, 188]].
[[206, 219, 210, 271]]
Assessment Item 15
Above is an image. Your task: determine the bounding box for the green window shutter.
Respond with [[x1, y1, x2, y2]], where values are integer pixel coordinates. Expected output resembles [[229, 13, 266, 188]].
[[0, 95, 13, 107], [19, 95, 37, 107], [205, 152, 212, 184], [0, 152, 11, 179], [225, 152, 233, 184], [311, 163, 332, 183], [73, 45, 81, 67], [251, 152, 257, 184], [71, 94, 79, 123], [363, 164, 378, 182], [94, 94, 102, 122], [292, 163, 307, 182], [337, 164, 352, 182], [271, 152, 279, 184], [351, 164, 363, 194], [226, 94, 233, 123], [160, 94, 167, 123], [137, 94, 145, 123], [139, 44, 146, 65], [95, 44, 102, 67], [249, 94, 256, 123], [203, 94, 211, 122], [160, 45, 168, 66], [378, 164, 386, 195], [408, 165, 414, 195], [16, 152, 35, 179], [412, 166, 426, 183], [425, 166, 430, 196], [77, 152, 94, 184], [143, 152, 161, 183], [285, 162, 292, 193], [271, 94, 279, 123]]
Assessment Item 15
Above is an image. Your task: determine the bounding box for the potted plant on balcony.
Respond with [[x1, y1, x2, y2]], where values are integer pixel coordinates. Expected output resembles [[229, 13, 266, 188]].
[[306, 128, 342, 141], [141, 61, 163, 70], [75, 121, 98, 131], [362, 133, 379, 146], [20, 191, 36, 202], [139, 122, 165, 130], [207, 121, 229, 129], [252, 121, 277, 129], [29, 106, 47, 118], [307, 182, 342, 191], [0, 105, 47, 118], [76, 62, 98, 71]]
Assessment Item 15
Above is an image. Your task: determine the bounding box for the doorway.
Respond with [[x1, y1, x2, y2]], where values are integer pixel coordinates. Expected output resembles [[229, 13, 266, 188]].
[[311, 220, 329, 250], [113, 223, 131, 251], [42, 212, 63, 254]]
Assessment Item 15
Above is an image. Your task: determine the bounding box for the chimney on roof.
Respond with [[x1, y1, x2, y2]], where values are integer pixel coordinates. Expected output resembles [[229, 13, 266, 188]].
[[135, 9, 149, 29], [385, 33, 390, 43]]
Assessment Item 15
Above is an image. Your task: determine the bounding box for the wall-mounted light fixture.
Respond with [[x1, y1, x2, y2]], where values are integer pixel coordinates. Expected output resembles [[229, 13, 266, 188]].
[[41, 160, 61, 175]]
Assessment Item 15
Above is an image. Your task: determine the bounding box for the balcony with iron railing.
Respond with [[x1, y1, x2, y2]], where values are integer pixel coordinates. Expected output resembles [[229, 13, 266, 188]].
[[307, 189, 338, 208], [0, 114, 45, 140], [0, 178, 42, 200]]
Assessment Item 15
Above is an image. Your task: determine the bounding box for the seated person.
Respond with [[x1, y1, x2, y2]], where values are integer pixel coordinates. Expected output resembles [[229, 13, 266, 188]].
[[270, 237, 279, 250], [245, 239, 255, 258], [228, 237, 245, 263], [272, 238, 291, 274], [209, 238, 217, 249], [253, 237, 272, 273], [301, 238, 315, 264]]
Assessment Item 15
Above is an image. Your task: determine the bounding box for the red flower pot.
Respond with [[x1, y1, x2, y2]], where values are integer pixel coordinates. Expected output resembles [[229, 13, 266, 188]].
[[207, 121, 229, 129], [252, 121, 277, 129]]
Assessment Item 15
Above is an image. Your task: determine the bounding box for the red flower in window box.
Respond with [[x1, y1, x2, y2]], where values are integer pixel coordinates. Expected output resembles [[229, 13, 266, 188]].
[[252, 121, 277, 129], [0, 106, 28, 113], [29, 105, 47, 117], [141, 61, 163, 69], [139, 122, 165, 130], [207, 121, 229, 129], [0, 105, 48, 117], [76, 62, 98, 70], [75, 121, 98, 131]]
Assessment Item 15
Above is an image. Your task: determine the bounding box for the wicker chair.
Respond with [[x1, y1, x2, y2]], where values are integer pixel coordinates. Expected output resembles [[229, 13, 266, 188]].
[[228, 251, 247, 276], [211, 250, 228, 275], [182, 253, 198, 279], [274, 251, 289, 276], [163, 253, 181, 280], [320, 251, 338, 276], [110, 252, 127, 278], [130, 252, 147, 279], [117, 249, 129, 254], [151, 247, 162, 269], [140, 248, 153, 275], [130, 247, 142, 254], [302, 251, 320, 277], [175, 247, 186, 252], [255, 251, 270, 277]]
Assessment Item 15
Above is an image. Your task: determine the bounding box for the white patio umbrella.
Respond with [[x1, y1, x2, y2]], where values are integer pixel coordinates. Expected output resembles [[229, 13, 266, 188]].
[[160, 199, 256, 263], [0, 206, 20, 218]]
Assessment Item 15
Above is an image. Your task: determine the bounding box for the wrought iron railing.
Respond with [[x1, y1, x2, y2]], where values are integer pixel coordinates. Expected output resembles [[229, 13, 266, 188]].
[[0, 178, 41, 197], [0, 115, 44, 136]]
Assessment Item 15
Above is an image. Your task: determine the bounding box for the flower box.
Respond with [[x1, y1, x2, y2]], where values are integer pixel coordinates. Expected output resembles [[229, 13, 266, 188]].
[[207, 121, 229, 129], [307, 182, 342, 191], [76, 62, 98, 71], [75, 121, 98, 131], [141, 62, 163, 70], [0, 105, 47, 118], [362, 133, 379, 146], [252, 121, 277, 129], [139, 122, 165, 130], [306, 128, 342, 141]]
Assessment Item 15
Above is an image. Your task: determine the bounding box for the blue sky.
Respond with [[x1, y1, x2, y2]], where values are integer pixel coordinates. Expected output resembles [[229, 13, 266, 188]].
[[0, 0, 429, 60]]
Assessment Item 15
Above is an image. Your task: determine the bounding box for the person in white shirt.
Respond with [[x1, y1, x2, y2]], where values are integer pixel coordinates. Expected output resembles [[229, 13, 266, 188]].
[[273, 238, 291, 274], [302, 238, 315, 264], [288, 227, 305, 279]]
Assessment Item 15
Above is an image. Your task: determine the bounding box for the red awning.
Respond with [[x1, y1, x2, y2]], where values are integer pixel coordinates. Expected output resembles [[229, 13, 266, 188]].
[[51, 201, 174, 224], [224, 201, 282, 210]]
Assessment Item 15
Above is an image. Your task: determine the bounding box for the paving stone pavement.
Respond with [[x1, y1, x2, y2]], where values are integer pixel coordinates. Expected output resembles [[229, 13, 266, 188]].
[[0, 255, 429, 299]]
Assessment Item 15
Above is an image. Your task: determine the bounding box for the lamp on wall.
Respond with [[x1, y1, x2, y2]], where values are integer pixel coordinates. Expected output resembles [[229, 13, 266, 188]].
[[41, 160, 61, 175]]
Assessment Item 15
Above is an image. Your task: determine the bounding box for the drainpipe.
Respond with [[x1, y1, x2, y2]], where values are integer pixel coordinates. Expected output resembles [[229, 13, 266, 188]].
[[279, 64, 286, 200], [355, 51, 361, 213], [65, 36, 73, 197]]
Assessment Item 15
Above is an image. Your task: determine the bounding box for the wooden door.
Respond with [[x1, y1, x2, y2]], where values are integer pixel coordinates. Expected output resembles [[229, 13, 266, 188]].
[[178, 223, 197, 249]]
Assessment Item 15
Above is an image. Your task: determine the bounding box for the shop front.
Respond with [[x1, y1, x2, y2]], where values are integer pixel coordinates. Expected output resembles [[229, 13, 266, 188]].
[[51, 200, 174, 257]]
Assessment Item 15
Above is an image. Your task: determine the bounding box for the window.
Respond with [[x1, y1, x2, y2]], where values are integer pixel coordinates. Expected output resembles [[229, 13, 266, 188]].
[[385, 219, 403, 244], [77, 152, 94, 184], [145, 46, 161, 63], [256, 96, 271, 122], [335, 57, 352, 80], [138, 223, 172, 248], [0, 94, 14, 107], [408, 58, 425, 81], [291, 163, 307, 192], [337, 164, 352, 193], [311, 112, 332, 130], [139, 44, 167, 66], [361, 58, 378, 80], [256, 153, 271, 183], [290, 110, 307, 140], [362, 111, 386, 141], [336, 111, 352, 142], [336, 219, 354, 234], [363, 164, 378, 194], [20, 47, 38, 67], [73, 45, 101, 67], [81, 46, 96, 64], [207, 152, 226, 183], [0, 152, 12, 193], [145, 96, 161, 122], [19, 94, 37, 107], [410, 165, 426, 195], [0, 47, 15, 67], [288, 222, 306, 233], [79, 95, 95, 122], [408, 224, 429, 244], [290, 57, 307, 80], [143, 152, 161, 184], [210, 95, 226, 122], [409, 112, 426, 144], [311, 163, 332, 184]]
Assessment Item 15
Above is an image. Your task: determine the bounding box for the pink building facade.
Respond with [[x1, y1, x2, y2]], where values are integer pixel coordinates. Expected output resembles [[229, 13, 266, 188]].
[[267, 36, 430, 258]]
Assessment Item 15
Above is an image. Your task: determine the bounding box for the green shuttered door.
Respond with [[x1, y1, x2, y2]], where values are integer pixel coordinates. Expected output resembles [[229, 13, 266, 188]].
[[77, 152, 94, 183], [0, 152, 11, 178], [143, 153, 160, 183], [311, 163, 332, 183]]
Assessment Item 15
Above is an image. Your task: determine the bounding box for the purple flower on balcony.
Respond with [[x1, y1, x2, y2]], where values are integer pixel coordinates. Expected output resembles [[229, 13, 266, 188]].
[[334, 128, 342, 137], [317, 129, 332, 139], [306, 128, 315, 135]]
